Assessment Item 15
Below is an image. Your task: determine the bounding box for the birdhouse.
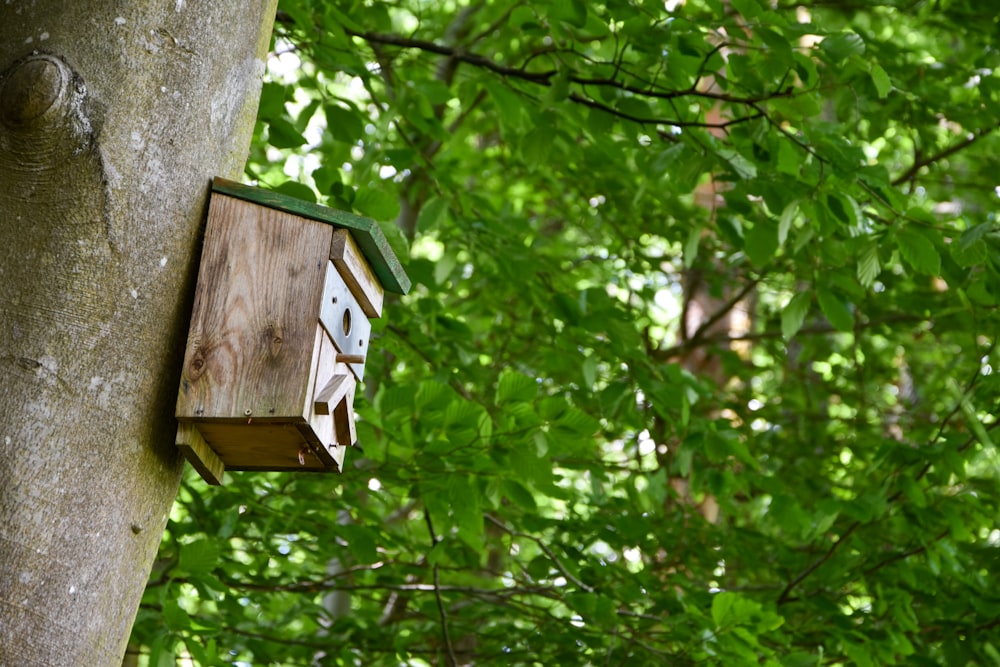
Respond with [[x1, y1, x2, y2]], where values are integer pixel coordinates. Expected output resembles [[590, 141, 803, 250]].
[[174, 177, 410, 485]]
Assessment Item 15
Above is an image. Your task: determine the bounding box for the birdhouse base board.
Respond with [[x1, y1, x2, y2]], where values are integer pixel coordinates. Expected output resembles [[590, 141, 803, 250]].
[[176, 419, 344, 485], [176, 422, 225, 486]]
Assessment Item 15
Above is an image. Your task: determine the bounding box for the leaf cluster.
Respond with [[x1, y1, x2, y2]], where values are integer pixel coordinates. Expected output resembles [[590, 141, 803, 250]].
[[132, 1, 1000, 665]]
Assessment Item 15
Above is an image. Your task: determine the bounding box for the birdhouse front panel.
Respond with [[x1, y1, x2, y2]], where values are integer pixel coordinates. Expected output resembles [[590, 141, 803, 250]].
[[177, 194, 330, 421], [175, 178, 410, 485]]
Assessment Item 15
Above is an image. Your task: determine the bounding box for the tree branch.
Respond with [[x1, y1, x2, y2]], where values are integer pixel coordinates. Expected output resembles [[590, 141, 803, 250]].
[[424, 510, 459, 667], [778, 350, 991, 605], [655, 313, 927, 360], [345, 28, 792, 124], [861, 530, 948, 577], [892, 121, 1000, 186], [485, 514, 595, 593], [567, 91, 766, 129], [686, 272, 765, 342], [776, 520, 860, 605]]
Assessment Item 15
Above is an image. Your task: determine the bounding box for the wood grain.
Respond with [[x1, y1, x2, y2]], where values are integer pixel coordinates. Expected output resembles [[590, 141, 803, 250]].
[[176, 194, 331, 421], [306, 325, 351, 471], [212, 177, 411, 294], [176, 423, 226, 485], [331, 228, 384, 317]]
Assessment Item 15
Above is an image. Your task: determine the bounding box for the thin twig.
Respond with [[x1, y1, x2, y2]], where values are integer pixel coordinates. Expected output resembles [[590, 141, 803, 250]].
[[892, 121, 1000, 186], [861, 530, 948, 577], [425, 510, 459, 667], [776, 520, 860, 605], [657, 313, 926, 360], [779, 347, 993, 604], [688, 273, 765, 342], [348, 29, 789, 101], [485, 514, 595, 593]]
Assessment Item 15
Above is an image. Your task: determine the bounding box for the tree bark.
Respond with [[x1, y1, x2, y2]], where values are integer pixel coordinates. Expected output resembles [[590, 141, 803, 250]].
[[0, 3, 276, 664]]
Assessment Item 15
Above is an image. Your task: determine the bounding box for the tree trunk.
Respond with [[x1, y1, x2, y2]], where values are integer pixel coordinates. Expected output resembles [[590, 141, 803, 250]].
[[0, 3, 276, 664]]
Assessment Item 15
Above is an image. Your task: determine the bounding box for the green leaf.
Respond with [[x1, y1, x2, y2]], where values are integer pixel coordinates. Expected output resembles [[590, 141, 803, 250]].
[[416, 196, 449, 232], [355, 187, 401, 222], [898, 474, 926, 508], [444, 398, 486, 433], [857, 240, 881, 288], [684, 225, 702, 268], [325, 104, 364, 143], [730, 0, 762, 19], [502, 479, 537, 510], [745, 220, 778, 266], [778, 199, 799, 247], [870, 63, 892, 98], [548, 0, 587, 28], [485, 82, 524, 137], [339, 525, 379, 563], [162, 599, 191, 632], [267, 117, 307, 149], [897, 227, 941, 275], [844, 642, 875, 667], [312, 166, 339, 194], [433, 252, 457, 285], [274, 180, 317, 203], [781, 291, 811, 340], [824, 193, 858, 227], [776, 140, 800, 177], [712, 591, 762, 629], [707, 429, 758, 469], [782, 652, 821, 667], [545, 69, 571, 105], [718, 147, 758, 179], [533, 431, 549, 457], [820, 32, 865, 63], [959, 394, 996, 451], [952, 222, 991, 267], [448, 475, 484, 547], [177, 539, 221, 577], [552, 404, 600, 436], [257, 82, 288, 120], [581, 356, 598, 388], [497, 369, 538, 404], [792, 51, 819, 86], [183, 637, 211, 665], [148, 635, 176, 667], [817, 286, 853, 331]]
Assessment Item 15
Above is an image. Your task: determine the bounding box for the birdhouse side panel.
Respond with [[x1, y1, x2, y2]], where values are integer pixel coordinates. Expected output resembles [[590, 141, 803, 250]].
[[176, 195, 332, 421]]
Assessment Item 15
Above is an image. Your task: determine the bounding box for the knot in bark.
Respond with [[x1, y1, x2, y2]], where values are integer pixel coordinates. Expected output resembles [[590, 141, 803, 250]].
[[0, 55, 70, 129]]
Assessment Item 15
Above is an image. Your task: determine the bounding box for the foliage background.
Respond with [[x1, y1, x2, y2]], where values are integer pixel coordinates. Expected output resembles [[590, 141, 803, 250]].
[[130, 1, 1000, 665]]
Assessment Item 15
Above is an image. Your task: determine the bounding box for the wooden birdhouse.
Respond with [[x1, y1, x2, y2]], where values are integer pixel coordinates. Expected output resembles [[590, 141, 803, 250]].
[[175, 177, 410, 485]]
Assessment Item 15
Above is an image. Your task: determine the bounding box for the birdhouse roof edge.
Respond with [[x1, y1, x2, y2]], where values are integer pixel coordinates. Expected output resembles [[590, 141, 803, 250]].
[[211, 177, 411, 294]]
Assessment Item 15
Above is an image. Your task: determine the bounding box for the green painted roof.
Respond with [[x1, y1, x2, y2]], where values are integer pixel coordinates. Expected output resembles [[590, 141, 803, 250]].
[[212, 177, 410, 294]]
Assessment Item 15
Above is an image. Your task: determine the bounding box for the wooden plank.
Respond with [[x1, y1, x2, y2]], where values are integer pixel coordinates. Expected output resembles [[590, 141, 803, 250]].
[[330, 229, 384, 317], [334, 379, 358, 447], [314, 374, 353, 415], [300, 324, 326, 427], [328, 440, 347, 473], [212, 177, 411, 295], [176, 195, 331, 421], [305, 328, 346, 469], [176, 423, 225, 485], [193, 420, 328, 472]]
